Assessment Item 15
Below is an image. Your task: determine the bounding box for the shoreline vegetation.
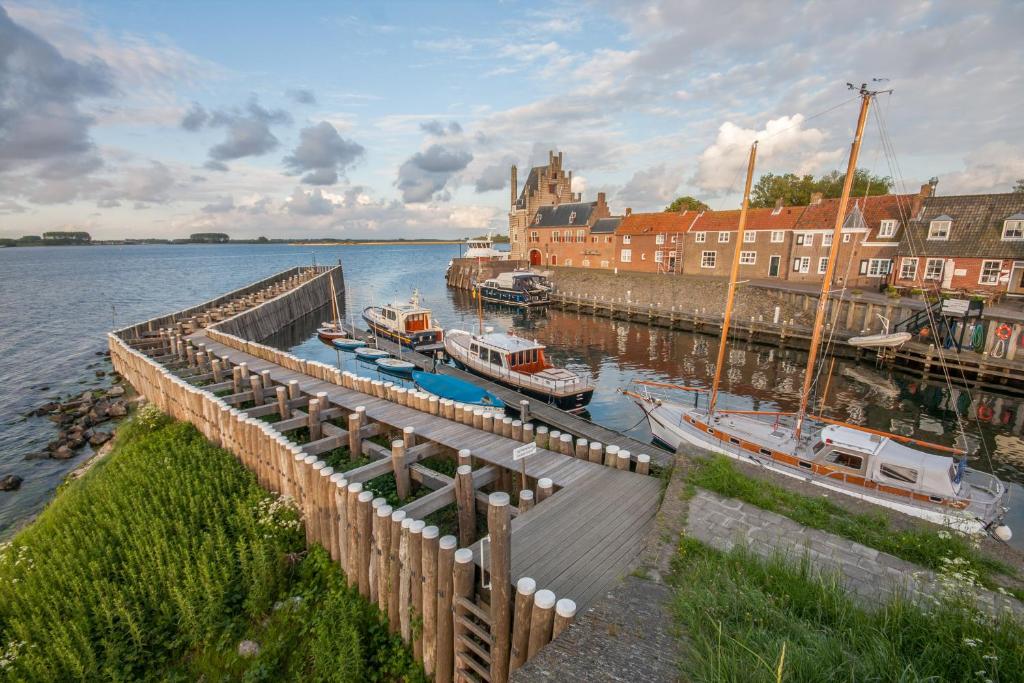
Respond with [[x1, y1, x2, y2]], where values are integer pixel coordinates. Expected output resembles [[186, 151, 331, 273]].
[[0, 409, 423, 681], [0, 233, 509, 248]]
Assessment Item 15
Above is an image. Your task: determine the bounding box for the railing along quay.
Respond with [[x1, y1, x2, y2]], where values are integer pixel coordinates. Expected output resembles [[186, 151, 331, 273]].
[[110, 265, 662, 683]]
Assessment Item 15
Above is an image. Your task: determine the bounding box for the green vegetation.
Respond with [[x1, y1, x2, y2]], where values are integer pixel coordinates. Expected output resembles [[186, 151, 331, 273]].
[[687, 456, 1015, 593], [42, 231, 91, 242], [671, 538, 1024, 683], [0, 409, 421, 681], [665, 196, 711, 212], [750, 168, 892, 208], [189, 232, 230, 243]]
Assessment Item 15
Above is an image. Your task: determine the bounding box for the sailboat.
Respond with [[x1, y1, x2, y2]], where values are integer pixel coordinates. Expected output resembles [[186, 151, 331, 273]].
[[625, 86, 1011, 539], [317, 269, 349, 343]]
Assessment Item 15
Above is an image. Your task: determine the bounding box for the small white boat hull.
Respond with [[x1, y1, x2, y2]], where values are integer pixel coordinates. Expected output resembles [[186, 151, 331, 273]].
[[848, 332, 912, 348]]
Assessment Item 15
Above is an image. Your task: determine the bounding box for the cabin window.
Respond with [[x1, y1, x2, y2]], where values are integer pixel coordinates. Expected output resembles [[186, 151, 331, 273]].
[[759, 448, 772, 456], [490, 350, 504, 367], [470, 344, 478, 355], [825, 450, 864, 470], [728, 437, 740, 445], [798, 460, 813, 469], [478, 346, 488, 360], [879, 463, 919, 484]]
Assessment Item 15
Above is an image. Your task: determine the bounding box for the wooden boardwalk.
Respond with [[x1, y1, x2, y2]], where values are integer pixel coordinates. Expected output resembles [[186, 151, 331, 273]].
[[196, 331, 663, 610]]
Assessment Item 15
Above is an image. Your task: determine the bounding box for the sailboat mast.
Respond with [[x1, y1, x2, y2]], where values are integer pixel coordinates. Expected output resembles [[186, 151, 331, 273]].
[[329, 272, 341, 325], [708, 141, 758, 415], [794, 85, 875, 438]]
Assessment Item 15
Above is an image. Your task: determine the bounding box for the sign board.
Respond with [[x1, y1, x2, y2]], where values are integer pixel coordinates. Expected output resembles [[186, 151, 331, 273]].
[[942, 299, 970, 316], [513, 443, 536, 461]]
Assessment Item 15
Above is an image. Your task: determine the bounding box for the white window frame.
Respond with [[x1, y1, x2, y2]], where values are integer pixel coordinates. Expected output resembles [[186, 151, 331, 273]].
[[843, 234, 851, 243], [701, 251, 717, 268], [622, 235, 631, 244], [1002, 220, 1024, 241], [718, 231, 730, 243], [822, 234, 833, 247], [928, 220, 951, 240], [655, 233, 665, 245], [899, 257, 918, 280], [924, 258, 944, 281], [793, 256, 810, 273], [770, 231, 784, 243], [878, 219, 898, 238], [979, 259, 1002, 285], [670, 234, 678, 243], [739, 251, 756, 265], [619, 248, 632, 263], [694, 231, 706, 243], [654, 250, 664, 263], [818, 257, 828, 274], [552, 231, 560, 243], [743, 232, 756, 243], [576, 229, 585, 243], [565, 258, 572, 266], [568, 211, 577, 225], [867, 258, 891, 277]]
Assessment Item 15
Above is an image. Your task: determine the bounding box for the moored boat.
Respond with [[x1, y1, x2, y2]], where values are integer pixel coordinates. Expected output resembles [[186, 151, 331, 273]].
[[354, 347, 390, 361], [317, 271, 350, 342], [412, 371, 504, 409], [444, 329, 593, 411], [476, 271, 551, 307], [332, 338, 364, 351], [376, 357, 416, 376], [363, 290, 443, 350]]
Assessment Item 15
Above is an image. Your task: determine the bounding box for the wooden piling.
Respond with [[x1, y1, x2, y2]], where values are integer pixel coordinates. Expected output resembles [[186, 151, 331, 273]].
[[392, 439, 411, 501], [388, 510, 407, 632], [452, 548, 475, 677], [535, 426, 549, 450], [457, 448, 472, 468], [356, 490, 374, 597], [559, 433, 572, 455], [574, 438, 588, 459], [522, 422, 534, 444], [307, 398, 322, 441], [288, 379, 300, 400], [249, 375, 264, 405], [455, 464, 475, 547], [536, 477, 553, 503], [604, 444, 619, 467], [435, 535, 457, 683], [616, 449, 631, 471], [345, 482, 363, 584], [588, 441, 603, 464], [636, 453, 651, 475], [519, 399, 531, 423], [399, 518, 413, 642], [348, 412, 362, 457], [488, 492, 512, 683], [553, 599, 577, 638], [275, 386, 289, 419], [421, 525, 440, 675], [527, 589, 556, 659], [510, 577, 536, 672], [518, 489, 534, 513], [231, 366, 242, 394]]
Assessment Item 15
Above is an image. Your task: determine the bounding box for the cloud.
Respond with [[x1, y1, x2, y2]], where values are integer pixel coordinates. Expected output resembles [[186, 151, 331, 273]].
[[286, 88, 316, 105], [201, 195, 234, 213], [107, 160, 175, 204], [180, 102, 208, 131], [0, 199, 28, 214], [96, 198, 120, 208], [474, 156, 516, 193], [931, 143, 1024, 195], [396, 143, 473, 203], [283, 121, 365, 185], [420, 120, 463, 137], [181, 96, 292, 167], [617, 163, 684, 209], [285, 187, 337, 215]]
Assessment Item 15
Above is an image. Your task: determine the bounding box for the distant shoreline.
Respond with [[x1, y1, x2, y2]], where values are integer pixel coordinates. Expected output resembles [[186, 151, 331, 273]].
[[293, 240, 464, 246], [1, 239, 503, 248]]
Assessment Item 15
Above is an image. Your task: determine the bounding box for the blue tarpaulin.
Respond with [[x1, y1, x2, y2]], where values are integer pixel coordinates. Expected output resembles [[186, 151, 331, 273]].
[[412, 371, 504, 408]]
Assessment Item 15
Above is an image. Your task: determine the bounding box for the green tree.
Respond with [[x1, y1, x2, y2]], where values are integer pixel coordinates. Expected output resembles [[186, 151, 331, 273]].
[[665, 196, 710, 212], [189, 232, 230, 243], [814, 169, 892, 199], [750, 169, 892, 208], [1013, 178, 1024, 194], [256, 235, 269, 243]]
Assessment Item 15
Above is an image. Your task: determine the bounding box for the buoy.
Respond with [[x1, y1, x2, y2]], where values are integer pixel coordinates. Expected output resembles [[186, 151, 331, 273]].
[[993, 525, 1012, 543], [977, 404, 994, 421], [996, 323, 1012, 341]]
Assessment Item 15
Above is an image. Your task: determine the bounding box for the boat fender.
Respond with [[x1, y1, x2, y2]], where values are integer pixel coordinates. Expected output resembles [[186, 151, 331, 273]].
[[996, 323, 1012, 341], [992, 525, 1012, 543], [977, 404, 994, 421]]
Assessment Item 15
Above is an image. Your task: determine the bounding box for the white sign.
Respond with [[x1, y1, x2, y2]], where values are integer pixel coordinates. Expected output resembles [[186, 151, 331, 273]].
[[942, 299, 970, 316], [513, 443, 537, 461]]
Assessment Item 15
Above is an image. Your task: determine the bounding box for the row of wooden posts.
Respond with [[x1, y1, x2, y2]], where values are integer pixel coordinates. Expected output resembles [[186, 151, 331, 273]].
[[111, 283, 598, 682]]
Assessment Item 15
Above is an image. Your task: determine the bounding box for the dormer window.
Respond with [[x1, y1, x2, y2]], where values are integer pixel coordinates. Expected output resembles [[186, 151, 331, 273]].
[[534, 213, 542, 225], [568, 211, 577, 225], [1002, 215, 1024, 240], [878, 219, 898, 238], [928, 217, 951, 240]]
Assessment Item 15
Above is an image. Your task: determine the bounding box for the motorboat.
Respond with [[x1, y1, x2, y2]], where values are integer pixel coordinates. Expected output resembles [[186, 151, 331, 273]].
[[445, 329, 593, 411], [848, 331, 912, 348], [354, 347, 390, 361], [363, 290, 443, 350], [412, 371, 504, 409], [332, 338, 364, 351], [476, 271, 551, 307], [376, 357, 416, 376]]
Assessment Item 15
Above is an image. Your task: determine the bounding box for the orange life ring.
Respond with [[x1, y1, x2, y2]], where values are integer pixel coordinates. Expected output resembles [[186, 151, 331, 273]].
[[996, 323, 1012, 341], [977, 404, 994, 421], [919, 326, 930, 338]]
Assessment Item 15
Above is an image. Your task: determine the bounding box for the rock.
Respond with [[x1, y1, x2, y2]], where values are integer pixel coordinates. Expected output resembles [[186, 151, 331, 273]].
[[28, 401, 60, 417], [108, 401, 128, 418], [88, 432, 112, 447], [81, 391, 93, 403], [107, 386, 125, 398], [24, 451, 49, 461], [68, 435, 86, 450], [0, 475, 22, 492], [47, 414, 65, 424], [82, 428, 95, 440], [237, 640, 261, 658], [52, 446, 74, 460], [95, 370, 106, 377]]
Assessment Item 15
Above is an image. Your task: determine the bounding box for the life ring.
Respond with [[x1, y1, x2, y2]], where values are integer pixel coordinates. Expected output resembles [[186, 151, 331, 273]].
[[977, 404, 994, 421], [919, 326, 930, 338], [996, 323, 1012, 341]]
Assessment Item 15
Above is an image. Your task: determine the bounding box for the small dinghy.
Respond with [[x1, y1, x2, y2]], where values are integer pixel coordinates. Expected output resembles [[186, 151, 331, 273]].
[[333, 338, 364, 351], [354, 347, 390, 361], [376, 357, 416, 376], [848, 332, 912, 348], [412, 371, 504, 409]]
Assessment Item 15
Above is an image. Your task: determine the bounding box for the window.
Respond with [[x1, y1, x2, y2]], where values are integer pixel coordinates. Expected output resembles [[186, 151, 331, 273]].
[[582, 258, 590, 267], [878, 219, 898, 238], [701, 251, 716, 268], [739, 251, 756, 265], [928, 220, 951, 240], [470, 343, 478, 355], [1003, 220, 1024, 240], [530, 231, 538, 242], [770, 231, 784, 243], [899, 257, 918, 280], [744, 232, 756, 243], [671, 234, 678, 243], [822, 234, 833, 247], [718, 231, 730, 243], [825, 450, 864, 470], [979, 260, 1002, 285], [818, 257, 828, 274], [576, 229, 585, 243], [793, 256, 810, 273], [925, 258, 944, 281], [655, 233, 665, 245], [552, 231, 560, 243], [568, 211, 577, 224], [879, 463, 918, 484], [490, 350, 504, 366], [477, 345, 487, 360], [600, 260, 609, 268], [843, 234, 851, 243], [867, 258, 891, 277], [655, 250, 664, 263], [620, 249, 632, 263], [534, 213, 542, 225], [796, 233, 813, 246], [622, 235, 631, 244], [694, 231, 706, 243]]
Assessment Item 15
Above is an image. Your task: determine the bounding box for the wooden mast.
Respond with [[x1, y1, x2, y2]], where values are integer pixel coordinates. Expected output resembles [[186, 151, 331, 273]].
[[795, 85, 875, 438], [708, 141, 758, 415], [328, 271, 341, 326]]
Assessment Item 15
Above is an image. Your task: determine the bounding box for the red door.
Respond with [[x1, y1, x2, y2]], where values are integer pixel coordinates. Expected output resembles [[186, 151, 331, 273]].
[[529, 249, 541, 266]]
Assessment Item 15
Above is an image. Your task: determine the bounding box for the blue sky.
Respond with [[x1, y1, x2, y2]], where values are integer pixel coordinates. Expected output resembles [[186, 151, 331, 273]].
[[1, 0, 1022, 239]]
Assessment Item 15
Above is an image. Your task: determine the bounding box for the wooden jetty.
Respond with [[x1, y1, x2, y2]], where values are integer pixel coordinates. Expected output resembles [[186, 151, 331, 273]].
[[109, 265, 663, 683]]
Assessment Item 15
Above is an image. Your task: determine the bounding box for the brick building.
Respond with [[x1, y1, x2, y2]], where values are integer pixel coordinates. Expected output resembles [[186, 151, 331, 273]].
[[892, 193, 1024, 295], [614, 210, 697, 273], [508, 151, 579, 260], [522, 193, 613, 267]]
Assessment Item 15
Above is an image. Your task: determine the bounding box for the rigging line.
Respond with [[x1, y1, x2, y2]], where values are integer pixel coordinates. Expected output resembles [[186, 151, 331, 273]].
[[872, 104, 992, 467], [754, 94, 863, 145]]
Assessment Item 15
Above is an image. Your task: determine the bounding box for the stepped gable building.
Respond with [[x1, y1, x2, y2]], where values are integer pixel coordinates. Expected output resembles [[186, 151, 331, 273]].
[[522, 193, 613, 267], [892, 193, 1024, 295], [508, 151, 580, 260]]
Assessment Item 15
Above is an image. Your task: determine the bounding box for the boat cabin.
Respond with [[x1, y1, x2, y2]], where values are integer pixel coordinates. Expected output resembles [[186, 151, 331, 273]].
[[377, 293, 436, 334], [481, 272, 548, 291], [468, 333, 550, 375]]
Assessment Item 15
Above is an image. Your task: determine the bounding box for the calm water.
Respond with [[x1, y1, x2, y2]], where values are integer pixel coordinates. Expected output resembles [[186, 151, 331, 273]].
[[3, 243, 1023, 544]]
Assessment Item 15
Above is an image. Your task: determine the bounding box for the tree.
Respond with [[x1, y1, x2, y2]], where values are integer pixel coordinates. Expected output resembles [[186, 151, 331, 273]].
[[42, 231, 91, 242], [665, 196, 710, 212], [814, 169, 892, 199], [1013, 178, 1024, 194], [189, 232, 229, 243], [256, 236, 269, 243], [750, 169, 892, 208]]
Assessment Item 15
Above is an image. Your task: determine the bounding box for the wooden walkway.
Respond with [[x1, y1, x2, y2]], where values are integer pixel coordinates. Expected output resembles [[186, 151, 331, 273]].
[[196, 331, 663, 609]]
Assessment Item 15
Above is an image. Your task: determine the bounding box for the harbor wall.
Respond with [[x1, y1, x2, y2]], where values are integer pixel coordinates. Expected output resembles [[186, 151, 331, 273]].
[[446, 258, 530, 291]]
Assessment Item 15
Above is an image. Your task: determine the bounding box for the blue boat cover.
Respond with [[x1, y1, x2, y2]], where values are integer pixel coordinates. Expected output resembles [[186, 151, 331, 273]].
[[412, 371, 504, 408]]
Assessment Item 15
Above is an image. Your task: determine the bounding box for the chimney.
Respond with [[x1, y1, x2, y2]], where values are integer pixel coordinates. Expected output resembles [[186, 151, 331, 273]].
[[911, 180, 935, 218], [774, 197, 784, 210], [625, 207, 632, 216], [597, 192, 606, 209], [510, 165, 518, 209], [809, 192, 823, 206], [548, 150, 554, 167], [557, 151, 563, 169]]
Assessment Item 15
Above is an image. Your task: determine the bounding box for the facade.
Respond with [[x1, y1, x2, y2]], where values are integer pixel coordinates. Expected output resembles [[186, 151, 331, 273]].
[[522, 194, 613, 267], [508, 151, 579, 260], [892, 193, 1024, 295], [615, 210, 697, 273]]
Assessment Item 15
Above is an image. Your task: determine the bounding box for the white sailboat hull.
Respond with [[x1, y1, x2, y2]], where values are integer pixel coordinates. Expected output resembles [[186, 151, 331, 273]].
[[847, 332, 912, 348]]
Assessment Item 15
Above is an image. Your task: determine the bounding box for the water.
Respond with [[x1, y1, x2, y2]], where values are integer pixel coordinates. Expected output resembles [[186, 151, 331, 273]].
[[3, 244, 1023, 545]]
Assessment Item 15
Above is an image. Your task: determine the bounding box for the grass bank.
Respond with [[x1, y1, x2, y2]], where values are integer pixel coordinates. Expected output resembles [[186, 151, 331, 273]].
[[0, 407, 423, 681], [687, 455, 1019, 596], [671, 537, 1024, 682]]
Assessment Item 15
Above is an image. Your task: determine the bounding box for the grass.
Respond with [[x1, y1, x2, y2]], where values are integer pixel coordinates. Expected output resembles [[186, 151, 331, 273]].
[[0, 407, 423, 681], [671, 537, 1024, 683], [687, 455, 1016, 593]]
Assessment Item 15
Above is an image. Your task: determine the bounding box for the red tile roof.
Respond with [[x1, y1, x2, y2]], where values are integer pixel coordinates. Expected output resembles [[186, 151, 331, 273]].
[[795, 194, 914, 240], [616, 210, 702, 235], [691, 206, 804, 232]]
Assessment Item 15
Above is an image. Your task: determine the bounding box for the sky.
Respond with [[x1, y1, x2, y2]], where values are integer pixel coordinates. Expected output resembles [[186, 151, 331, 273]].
[[1, 0, 1022, 240]]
